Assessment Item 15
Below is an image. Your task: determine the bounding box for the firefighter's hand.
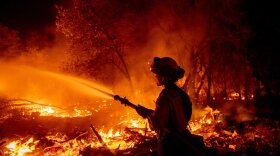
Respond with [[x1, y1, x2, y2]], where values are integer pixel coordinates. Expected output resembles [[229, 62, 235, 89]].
[[136, 105, 154, 119]]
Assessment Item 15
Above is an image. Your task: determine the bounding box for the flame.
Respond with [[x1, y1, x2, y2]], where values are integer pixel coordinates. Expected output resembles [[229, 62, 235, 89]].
[[4, 108, 222, 155], [3, 104, 220, 154], [41, 106, 55, 114], [6, 100, 271, 155], [5, 103, 276, 156], [93, 118, 153, 150], [189, 106, 222, 133], [5, 137, 39, 156], [6, 141, 17, 150]]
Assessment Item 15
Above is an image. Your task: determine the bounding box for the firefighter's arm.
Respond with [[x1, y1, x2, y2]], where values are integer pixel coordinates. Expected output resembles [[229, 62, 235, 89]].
[[147, 97, 170, 131], [136, 105, 154, 119]]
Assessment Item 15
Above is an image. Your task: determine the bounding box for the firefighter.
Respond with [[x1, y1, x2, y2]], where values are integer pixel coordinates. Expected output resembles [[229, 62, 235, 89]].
[[136, 57, 206, 156]]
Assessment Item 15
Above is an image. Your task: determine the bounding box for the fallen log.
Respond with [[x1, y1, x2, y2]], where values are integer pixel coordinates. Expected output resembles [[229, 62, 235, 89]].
[[90, 124, 104, 144]]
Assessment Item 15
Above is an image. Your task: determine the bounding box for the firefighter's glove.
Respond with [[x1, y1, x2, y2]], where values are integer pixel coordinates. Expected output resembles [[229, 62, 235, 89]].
[[136, 105, 154, 119]]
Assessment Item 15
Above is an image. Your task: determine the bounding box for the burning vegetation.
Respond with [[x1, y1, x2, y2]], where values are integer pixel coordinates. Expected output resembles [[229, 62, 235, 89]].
[[0, 0, 280, 155], [0, 97, 279, 156]]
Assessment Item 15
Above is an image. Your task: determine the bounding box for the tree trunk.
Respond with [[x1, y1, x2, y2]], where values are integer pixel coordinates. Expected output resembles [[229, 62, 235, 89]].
[[244, 73, 250, 104], [196, 67, 208, 95], [207, 70, 212, 104]]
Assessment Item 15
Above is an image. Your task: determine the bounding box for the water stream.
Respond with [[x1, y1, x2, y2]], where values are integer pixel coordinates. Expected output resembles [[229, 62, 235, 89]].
[[0, 63, 115, 108]]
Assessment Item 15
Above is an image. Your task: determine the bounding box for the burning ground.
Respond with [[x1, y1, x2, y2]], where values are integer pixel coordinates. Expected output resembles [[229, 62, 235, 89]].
[[0, 97, 279, 156]]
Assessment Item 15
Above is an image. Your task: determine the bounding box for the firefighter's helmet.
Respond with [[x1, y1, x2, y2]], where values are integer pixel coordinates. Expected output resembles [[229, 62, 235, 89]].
[[150, 57, 185, 80]]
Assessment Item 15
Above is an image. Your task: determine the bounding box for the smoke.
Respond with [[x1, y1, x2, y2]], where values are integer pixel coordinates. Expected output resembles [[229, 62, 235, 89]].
[[0, 0, 255, 123]]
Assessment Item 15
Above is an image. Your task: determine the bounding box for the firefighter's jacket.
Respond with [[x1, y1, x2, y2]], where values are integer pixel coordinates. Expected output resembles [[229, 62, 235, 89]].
[[147, 84, 207, 156], [149, 86, 188, 133]]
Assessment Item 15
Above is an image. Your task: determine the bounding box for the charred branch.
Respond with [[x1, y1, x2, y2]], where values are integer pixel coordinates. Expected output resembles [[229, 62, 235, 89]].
[[90, 124, 104, 144]]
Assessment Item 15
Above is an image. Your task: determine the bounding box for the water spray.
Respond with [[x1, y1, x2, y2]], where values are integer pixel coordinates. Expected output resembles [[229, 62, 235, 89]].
[[0, 64, 129, 110], [71, 78, 115, 99], [71, 78, 130, 106]]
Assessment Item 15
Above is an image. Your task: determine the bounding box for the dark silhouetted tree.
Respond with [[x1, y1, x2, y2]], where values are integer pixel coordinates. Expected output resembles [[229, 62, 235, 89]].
[[178, 0, 253, 106], [56, 0, 132, 88]]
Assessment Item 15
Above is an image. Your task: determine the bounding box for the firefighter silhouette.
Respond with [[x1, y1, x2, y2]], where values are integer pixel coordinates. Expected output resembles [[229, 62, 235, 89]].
[[137, 57, 206, 156]]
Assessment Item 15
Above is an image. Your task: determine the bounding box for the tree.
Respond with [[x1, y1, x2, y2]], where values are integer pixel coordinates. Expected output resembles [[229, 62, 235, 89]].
[[56, 0, 132, 88], [202, 0, 253, 106], [177, 0, 253, 106]]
